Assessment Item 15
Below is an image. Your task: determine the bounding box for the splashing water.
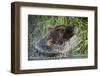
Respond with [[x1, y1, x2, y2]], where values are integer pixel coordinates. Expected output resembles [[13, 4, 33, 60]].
[[28, 21, 87, 60]]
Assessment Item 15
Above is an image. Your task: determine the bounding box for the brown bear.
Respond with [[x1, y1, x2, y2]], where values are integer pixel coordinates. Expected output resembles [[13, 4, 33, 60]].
[[34, 24, 77, 59]]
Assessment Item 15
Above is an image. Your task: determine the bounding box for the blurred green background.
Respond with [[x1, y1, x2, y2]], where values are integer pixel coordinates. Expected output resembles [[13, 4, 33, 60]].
[[28, 15, 88, 59]]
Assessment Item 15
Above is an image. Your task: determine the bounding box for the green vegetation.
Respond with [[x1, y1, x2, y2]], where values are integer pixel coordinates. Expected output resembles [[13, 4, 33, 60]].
[[28, 15, 88, 58]]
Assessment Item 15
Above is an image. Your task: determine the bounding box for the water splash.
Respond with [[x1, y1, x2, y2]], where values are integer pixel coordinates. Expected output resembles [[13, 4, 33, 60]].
[[28, 21, 87, 60]]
